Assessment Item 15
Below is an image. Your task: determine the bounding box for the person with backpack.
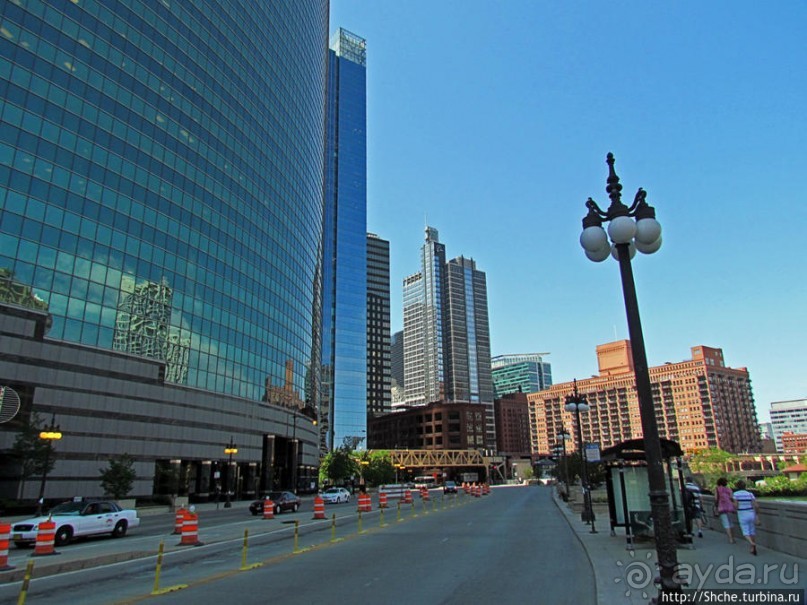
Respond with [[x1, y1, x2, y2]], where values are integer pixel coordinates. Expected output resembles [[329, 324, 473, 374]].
[[684, 477, 705, 538]]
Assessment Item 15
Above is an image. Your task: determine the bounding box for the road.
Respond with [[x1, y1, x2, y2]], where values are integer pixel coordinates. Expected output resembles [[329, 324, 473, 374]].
[[1, 487, 595, 605]]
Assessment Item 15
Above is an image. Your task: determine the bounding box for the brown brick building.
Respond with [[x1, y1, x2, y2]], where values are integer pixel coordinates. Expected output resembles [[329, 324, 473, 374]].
[[494, 391, 532, 458], [367, 402, 488, 450], [527, 341, 759, 456]]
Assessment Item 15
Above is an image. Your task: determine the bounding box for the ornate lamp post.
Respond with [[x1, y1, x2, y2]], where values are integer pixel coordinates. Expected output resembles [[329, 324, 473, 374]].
[[565, 381, 595, 533], [579, 153, 680, 597], [223, 436, 237, 508], [37, 414, 62, 516]]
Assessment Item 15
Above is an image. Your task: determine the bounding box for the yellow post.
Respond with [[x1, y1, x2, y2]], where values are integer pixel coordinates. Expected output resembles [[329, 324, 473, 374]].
[[397, 500, 402, 523], [16, 560, 34, 605], [331, 513, 337, 542], [358, 510, 363, 534], [240, 528, 262, 571], [380, 506, 387, 528], [293, 520, 300, 553], [151, 540, 188, 595], [152, 541, 164, 595]]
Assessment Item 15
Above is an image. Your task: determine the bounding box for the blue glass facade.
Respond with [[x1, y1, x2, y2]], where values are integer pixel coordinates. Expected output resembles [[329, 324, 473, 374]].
[[322, 29, 367, 450], [0, 1, 328, 407]]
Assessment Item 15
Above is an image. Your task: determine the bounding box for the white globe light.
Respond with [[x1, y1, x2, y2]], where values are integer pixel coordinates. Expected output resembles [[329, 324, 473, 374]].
[[610, 242, 636, 261], [580, 226, 608, 253], [585, 243, 610, 263], [564, 403, 576, 412], [578, 403, 590, 412], [607, 215, 636, 244], [635, 234, 662, 255], [635, 218, 661, 245]]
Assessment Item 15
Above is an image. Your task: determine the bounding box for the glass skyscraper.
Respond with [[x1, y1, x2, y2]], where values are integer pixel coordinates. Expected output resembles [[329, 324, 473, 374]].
[[0, 1, 328, 499], [491, 353, 553, 398], [401, 226, 495, 448], [366, 233, 390, 418], [322, 28, 368, 451]]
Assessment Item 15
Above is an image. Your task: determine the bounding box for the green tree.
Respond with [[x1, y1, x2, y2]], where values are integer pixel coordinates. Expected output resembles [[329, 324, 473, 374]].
[[363, 450, 395, 486], [99, 454, 137, 500], [688, 448, 737, 488], [319, 447, 357, 486], [8, 412, 57, 500]]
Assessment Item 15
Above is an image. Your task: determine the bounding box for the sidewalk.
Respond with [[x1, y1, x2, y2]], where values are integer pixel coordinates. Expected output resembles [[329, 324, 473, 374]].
[[552, 491, 805, 604]]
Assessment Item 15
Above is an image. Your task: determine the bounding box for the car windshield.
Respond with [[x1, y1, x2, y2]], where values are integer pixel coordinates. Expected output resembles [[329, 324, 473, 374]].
[[267, 492, 282, 499], [48, 502, 84, 516], [323, 488, 340, 494]]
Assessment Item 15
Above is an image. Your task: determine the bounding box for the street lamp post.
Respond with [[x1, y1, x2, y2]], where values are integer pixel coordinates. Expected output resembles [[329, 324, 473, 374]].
[[223, 436, 237, 509], [37, 414, 62, 516], [579, 153, 680, 597], [565, 381, 596, 533], [558, 427, 571, 500]]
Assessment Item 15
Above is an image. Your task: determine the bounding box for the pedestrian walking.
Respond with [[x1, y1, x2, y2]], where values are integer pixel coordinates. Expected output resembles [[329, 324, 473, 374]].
[[684, 477, 705, 538], [714, 477, 735, 544], [732, 480, 760, 555]]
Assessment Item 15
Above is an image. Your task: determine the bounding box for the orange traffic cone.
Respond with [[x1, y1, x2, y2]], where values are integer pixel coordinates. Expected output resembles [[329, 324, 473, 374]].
[[312, 495, 326, 520]]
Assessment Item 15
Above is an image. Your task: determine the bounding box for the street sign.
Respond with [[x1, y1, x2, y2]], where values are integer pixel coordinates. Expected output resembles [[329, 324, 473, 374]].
[[585, 443, 600, 462]]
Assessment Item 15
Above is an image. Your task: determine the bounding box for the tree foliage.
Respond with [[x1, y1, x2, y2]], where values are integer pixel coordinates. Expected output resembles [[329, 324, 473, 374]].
[[319, 447, 357, 486], [99, 454, 137, 500], [9, 412, 57, 498], [688, 448, 738, 488]]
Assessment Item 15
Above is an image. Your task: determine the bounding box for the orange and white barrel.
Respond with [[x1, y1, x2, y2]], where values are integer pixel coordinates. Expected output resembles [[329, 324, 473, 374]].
[[263, 498, 274, 520], [33, 519, 57, 556], [420, 487, 430, 502], [0, 522, 14, 570], [173, 507, 187, 534], [179, 512, 201, 546], [404, 489, 413, 504], [378, 492, 388, 509], [312, 496, 326, 520]]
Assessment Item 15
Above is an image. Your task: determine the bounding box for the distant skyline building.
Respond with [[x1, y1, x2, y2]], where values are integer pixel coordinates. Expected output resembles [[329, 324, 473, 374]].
[[390, 330, 405, 404], [491, 353, 552, 398], [528, 342, 760, 456], [494, 391, 532, 458], [366, 233, 391, 418], [401, 227, 494, 448], [0, 1, 327, 499], [322, 28, 368, 451], [770, 399, 807, 453]]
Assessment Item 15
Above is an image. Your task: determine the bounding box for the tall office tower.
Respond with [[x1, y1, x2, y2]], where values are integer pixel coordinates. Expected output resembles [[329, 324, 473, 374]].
[[770, 399, 807, 453], [443, 255, 495, 445], [0, 1, 327, 498], [390, 329, 405, 404], [322, 28, 368, 451], [527, 342, 760, 456], [491, 353, 553, 398], [366, 233, 391, 418], [402, 227, 446, 407], [401, 227, 495, 448]]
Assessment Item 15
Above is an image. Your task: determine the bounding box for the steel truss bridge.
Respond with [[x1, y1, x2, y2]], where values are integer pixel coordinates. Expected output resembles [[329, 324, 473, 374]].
[[384, 449, 504, 471]]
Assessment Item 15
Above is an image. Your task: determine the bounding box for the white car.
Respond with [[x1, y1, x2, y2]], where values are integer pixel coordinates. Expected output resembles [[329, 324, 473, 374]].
[[320, 487, 351, 504], [12, 500, 141, 547]]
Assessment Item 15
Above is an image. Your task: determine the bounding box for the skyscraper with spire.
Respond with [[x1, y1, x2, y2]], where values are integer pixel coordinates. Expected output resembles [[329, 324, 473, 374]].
[[401, 227, 495, 448]]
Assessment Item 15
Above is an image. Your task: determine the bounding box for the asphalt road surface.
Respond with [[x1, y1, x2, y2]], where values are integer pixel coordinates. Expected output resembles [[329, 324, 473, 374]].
[[1, 486, 595, 605]]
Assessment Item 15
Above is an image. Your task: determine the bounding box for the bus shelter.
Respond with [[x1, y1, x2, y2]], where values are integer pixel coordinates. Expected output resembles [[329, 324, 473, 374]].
[[601, 438, 689, 549]]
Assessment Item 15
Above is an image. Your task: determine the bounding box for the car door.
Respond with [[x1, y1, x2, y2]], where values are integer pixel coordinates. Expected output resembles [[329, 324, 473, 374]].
[[79, 502, 106, 535], [96, 501, 118, 534]]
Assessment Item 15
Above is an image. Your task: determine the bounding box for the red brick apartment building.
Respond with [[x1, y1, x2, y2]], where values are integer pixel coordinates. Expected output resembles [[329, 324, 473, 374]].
[[527, 341, 759, 456]]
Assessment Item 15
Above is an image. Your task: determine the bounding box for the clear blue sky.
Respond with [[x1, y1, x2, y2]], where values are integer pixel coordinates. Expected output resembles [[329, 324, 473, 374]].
[[329, 1, 807, 423]]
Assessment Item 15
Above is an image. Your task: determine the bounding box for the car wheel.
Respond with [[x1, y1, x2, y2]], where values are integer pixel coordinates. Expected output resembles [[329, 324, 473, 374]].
[[274, 505, 281, 515], [112, 520, 128, 538], [54, 526, 73, 546], [292, 503, 299, 512]]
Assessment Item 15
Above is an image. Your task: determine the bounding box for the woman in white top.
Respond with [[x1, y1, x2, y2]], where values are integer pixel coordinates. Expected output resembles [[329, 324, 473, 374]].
[[731, 480, 760, 555]]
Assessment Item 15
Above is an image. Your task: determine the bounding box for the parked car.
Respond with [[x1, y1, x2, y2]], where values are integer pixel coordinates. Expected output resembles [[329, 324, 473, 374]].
[[320, 487, 351, 504], [12, 500, 140, 548], [443, 480, 458, 494], [249, 491, 301, 515]]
